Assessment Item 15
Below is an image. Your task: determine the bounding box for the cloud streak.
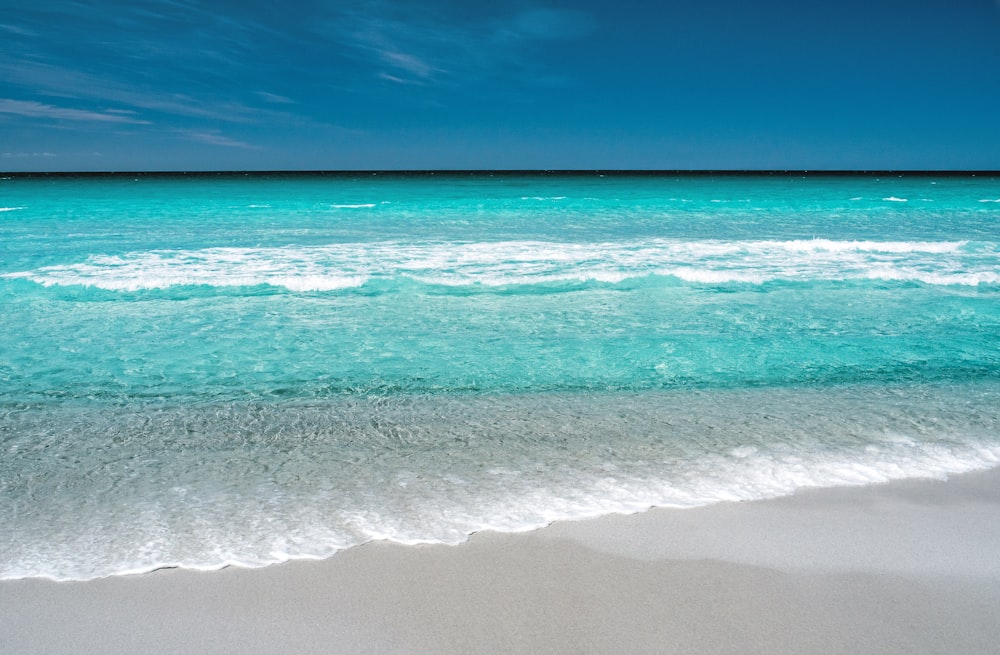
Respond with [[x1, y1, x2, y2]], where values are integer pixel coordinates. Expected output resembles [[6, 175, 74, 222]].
[[2, 151, 57, 158], [0, 60, 242, 122], [175, 129, 260, 149], [255, 91, 295, 104], [380, 50, 436, 79], [0, 98, 151, 124], [325, 4, 597, 88], [0, 22, 37, 37]]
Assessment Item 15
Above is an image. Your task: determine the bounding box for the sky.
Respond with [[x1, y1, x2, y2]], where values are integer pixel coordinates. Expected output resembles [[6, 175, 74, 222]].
[[1, 0, 999, 171]]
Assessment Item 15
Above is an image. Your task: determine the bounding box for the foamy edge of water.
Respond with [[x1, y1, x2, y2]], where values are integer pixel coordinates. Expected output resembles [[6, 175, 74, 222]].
[[9, 455, 999, 582]]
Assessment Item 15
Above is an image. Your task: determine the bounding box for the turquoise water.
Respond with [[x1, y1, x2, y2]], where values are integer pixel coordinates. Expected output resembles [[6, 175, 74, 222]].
[[2, 172, 999, 580]]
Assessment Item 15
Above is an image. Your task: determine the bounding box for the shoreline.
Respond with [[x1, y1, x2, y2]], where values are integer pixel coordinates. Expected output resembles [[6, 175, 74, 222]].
[[3, 468, 999, 654]]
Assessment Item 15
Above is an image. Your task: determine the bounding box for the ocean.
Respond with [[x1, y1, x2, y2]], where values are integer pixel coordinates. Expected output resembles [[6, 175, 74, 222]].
[[2, 171, 999, 581]]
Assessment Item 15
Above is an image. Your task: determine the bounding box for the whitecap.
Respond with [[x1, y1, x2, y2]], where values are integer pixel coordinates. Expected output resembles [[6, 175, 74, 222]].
[[3, 237, 993, 291], [660, 268, 767, 284], [765, 239, 966, 254], [883, 197, 908, 202], [862, 270, 1000, 286]]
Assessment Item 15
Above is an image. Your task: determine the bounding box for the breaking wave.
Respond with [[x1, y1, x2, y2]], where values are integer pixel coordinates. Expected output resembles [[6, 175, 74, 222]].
[[4, 238, 996, 291]]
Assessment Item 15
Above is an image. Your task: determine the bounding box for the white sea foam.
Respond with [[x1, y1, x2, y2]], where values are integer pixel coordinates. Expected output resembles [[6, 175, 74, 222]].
[[3, 238, 995, 291], [763, 239, 965, 253], [331, 203, 376, 208], [862, 270, 1000, 285], [0, 206, 25, 211], [883, 197, 908, 202], [662, 268, 767, 284], [2, 384, 998, 580], [520, 196, 567, 200]]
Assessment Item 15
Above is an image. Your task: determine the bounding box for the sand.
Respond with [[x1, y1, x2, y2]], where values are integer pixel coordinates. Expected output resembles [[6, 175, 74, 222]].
[[3, 469, 999, 654]]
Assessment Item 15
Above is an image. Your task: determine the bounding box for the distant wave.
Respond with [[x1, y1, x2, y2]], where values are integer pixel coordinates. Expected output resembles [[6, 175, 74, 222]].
[[3, 238, 996, 292], [331, 203, 376, 208], [0, 206, 25, 212]]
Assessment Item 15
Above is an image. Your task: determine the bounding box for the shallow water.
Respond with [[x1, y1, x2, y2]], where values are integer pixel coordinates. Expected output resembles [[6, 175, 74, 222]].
[[2, 172, 998, 579]]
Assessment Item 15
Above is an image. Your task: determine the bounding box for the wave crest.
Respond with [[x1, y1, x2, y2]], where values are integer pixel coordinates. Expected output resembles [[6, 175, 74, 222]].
[[3, 238, 996, 291]]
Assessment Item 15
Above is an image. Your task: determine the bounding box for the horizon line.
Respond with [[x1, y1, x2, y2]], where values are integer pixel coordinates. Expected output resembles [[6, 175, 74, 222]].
[[4, 169, 1000, 177]]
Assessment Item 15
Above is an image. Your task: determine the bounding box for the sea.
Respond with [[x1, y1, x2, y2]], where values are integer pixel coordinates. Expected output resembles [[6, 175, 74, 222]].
[[2, 171, 999, 581]]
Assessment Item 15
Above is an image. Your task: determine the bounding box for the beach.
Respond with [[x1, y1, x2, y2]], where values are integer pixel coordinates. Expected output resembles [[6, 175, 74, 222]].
[[2, 173, 998, 652], [3, 467, 998, 654]]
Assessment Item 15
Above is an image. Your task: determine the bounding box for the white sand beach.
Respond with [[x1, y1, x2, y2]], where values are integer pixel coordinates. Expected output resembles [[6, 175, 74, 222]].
[[3, 468, 999, 654]]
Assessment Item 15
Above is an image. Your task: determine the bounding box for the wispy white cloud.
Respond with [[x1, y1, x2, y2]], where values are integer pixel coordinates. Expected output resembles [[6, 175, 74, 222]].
[[324, 4, 597, 89], [2, 151, 57, 158], [255, 91, 295, 104], [0, 98, 151, 124], [0, 60, 322, 130], [379, 50, 436, 79], [327, 9, 452, 85], [0, 58, 340, 135], [0, 1, 597, 155], [0, 60, 257, 123], [378, 72, 424, 86], [175, 129, 260, 149], [0, 22, 37, 37]]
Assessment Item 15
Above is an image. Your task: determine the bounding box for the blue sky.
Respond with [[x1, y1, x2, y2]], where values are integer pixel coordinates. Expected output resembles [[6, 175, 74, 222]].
[[2, 0, 999, 171]]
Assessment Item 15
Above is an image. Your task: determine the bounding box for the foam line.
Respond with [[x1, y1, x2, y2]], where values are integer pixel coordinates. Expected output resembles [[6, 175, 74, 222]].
[[2, 238, 995, 291]]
